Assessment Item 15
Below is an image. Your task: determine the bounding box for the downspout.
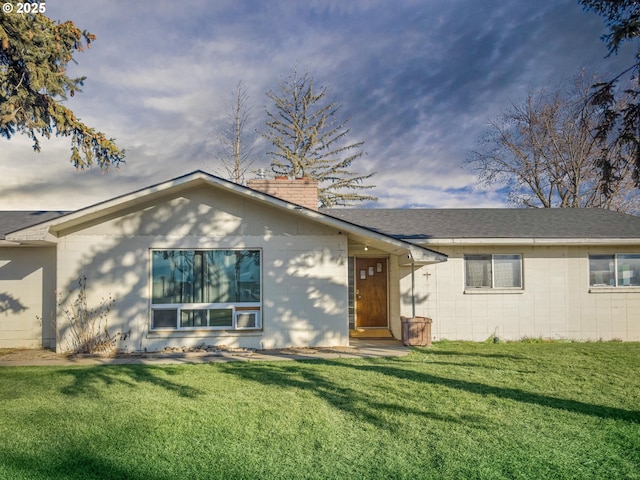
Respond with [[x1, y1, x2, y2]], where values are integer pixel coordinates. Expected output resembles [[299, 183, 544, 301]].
[[411, 260, 416, 319]]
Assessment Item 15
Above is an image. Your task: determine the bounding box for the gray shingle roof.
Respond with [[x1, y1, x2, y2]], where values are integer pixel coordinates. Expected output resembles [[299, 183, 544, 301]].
[[324, 208, 640, 239], [0, 211, 68, 240], [3, 208, 640, 242]]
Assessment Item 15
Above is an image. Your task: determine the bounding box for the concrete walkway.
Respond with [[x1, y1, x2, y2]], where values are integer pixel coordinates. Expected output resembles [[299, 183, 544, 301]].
[[0, 339, 409, 367]]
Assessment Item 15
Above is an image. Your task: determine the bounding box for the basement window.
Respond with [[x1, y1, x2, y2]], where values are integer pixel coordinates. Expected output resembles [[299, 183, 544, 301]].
[[150, 249, 261, 330]]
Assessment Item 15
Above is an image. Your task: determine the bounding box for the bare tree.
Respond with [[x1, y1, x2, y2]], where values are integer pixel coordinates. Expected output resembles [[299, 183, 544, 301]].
[[467, 73, 640, 213], [213, 81, 255, 184], [262, 70, 376, 207]]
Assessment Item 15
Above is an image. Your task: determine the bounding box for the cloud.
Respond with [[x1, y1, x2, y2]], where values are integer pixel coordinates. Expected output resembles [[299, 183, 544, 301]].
[[1, 0, 635, 211]]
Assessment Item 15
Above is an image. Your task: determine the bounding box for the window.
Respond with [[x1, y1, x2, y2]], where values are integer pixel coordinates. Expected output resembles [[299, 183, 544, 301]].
[[150, 249, 261, 330], [465, 254, 522, 289], [589, 254, 640, 287]]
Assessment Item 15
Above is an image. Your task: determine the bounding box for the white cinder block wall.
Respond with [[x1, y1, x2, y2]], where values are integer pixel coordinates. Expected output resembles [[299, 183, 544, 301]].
[[400, 245, 640, 342], [54, 188, 349, 353], [0, 247, 56, 348]]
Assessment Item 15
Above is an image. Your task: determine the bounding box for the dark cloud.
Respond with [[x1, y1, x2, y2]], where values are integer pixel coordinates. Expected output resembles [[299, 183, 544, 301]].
[[1, 0, 634, 209]]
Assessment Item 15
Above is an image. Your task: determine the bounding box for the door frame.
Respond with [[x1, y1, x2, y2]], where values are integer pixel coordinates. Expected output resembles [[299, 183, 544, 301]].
[[353, 256, 390, 329]]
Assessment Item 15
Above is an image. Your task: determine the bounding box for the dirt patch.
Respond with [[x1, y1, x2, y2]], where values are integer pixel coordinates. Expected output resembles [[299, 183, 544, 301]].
[[0, 348, 66, 362], [0, 345, 362, 365]]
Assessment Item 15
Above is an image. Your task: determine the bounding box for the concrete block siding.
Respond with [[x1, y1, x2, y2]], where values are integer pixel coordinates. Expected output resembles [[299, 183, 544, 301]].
[[54, 188, 348, 352], [3, 172, 640, 351], [0, 247, 56, 348], [398, 245, 640, 342]]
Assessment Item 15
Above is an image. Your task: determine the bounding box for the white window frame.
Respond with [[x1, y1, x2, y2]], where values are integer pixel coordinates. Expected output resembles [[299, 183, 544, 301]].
[[149, 248, 262, 331], [464, 254, 523, 290], [589, 253, 640, 288]]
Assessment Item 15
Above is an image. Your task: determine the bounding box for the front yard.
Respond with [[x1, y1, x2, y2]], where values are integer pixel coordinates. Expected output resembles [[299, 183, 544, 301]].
[[0, 341, 638, 479]]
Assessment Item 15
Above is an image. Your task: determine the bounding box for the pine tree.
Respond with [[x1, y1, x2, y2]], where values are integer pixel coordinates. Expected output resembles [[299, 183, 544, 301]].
[[0, 10, 124, 170], [262, 70, 376, 207], [580, 0, 640, 193]]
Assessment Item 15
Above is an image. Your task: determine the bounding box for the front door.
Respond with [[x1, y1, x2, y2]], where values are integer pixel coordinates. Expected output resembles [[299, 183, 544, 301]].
[[355, 257, 388, 328]]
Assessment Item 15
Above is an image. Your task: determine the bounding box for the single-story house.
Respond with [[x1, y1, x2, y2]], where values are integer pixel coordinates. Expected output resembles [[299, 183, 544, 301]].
[[329, 208, 640, 342], [1, 170, 639, 352]]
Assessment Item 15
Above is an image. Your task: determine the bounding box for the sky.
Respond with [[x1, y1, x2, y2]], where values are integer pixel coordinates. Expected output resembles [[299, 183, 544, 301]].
[[0, 0, 635, 210]]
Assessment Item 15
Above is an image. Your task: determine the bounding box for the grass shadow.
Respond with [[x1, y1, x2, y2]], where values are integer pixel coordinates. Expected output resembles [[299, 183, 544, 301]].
[[219, 360, 487, 430], [0, 447, 167, 480], [411, 359, 537, 373], [59, 365, 202, 398], [337, 360, 640, 423], [420, 348, 527, 360], [222, 355, 639, 426]]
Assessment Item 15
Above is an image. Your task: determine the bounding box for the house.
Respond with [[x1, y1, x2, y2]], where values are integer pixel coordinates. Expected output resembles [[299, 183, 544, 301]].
[[0, 171, 444, 352], [328, 208, 640, 342], [1, 170, 639, 352]]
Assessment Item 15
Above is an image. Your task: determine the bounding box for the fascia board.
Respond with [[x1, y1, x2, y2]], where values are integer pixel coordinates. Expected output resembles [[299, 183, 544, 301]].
[[7, 172, 236, 240], [12, 172, 321, 238], [0, 239, 21, 246], [298, 210, 447, 264], [5, 226, 58, 244], [5, 170, 447, 264], [415, 238, 640, 247]]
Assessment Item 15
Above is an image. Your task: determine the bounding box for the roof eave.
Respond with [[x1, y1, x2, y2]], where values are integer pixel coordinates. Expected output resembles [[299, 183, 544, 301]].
[[414, 237, 640, 246], [6, 170, 448, 263], [294, 209, 447, 264], [0, 239, 21, 246], [5, 226, 58, 244]]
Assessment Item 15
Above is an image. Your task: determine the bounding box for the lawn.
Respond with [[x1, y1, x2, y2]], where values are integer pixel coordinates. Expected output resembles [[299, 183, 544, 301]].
[[0, 341, 638, 480]]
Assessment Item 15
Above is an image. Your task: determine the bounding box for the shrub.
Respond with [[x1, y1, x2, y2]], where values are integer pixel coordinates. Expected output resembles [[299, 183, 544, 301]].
[[56, 277, 118, 354]]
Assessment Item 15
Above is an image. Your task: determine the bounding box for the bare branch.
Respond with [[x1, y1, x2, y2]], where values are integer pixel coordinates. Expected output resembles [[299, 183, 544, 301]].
[[211, 81, 255, 184], [467, 72, 640, 214]]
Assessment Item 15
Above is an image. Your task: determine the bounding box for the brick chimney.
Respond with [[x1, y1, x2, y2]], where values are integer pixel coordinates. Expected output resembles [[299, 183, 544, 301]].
[[247, 177, 319, 211]]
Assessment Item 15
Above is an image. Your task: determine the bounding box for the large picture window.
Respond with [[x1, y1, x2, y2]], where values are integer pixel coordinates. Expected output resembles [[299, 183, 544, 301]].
[[465, 254, 522, 289], [589, 254, 640, 287], [150, 249, 261, 330]]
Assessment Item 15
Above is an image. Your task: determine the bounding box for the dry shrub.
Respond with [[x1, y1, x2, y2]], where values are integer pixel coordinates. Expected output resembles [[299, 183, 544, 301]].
[[57, 277, 118, 355]]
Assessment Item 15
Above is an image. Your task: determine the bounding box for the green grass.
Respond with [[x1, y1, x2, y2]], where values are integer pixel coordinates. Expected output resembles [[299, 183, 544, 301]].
[[0, 341, 639, 479]]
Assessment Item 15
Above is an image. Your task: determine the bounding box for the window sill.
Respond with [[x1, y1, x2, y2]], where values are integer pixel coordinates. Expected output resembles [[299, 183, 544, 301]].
[[148, 329, 263, 339], [589, 287, 640, 294], [464, 289, 524, 295]]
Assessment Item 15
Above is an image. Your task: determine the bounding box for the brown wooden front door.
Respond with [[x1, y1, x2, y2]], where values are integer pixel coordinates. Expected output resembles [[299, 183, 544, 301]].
[[355, 257, 388, 328]]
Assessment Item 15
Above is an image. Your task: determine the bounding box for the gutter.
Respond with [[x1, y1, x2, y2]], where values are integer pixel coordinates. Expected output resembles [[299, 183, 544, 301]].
[[414, 238, 640, 247]]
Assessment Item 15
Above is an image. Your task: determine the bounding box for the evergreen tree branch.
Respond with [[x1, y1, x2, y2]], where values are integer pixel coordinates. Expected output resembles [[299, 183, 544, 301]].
[[0, 10, 124, 170], [262, 70, 376, 207]]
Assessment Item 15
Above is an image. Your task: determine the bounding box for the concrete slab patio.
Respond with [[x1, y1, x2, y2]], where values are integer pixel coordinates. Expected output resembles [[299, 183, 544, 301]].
[[0, 339, 410, 367]]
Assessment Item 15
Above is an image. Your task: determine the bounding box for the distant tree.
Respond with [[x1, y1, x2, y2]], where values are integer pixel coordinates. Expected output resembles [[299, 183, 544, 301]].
[[579, 1, 640, 194], [467, 74, 640, 213], [213, 81, 255, 184], [0, 9, 124, 170], [262, 70, 376, 207]]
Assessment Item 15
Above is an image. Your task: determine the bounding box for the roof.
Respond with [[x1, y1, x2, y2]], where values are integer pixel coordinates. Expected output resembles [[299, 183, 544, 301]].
[[3, 173, 638, 250], [324, 208, 640, 241], [0, 211, 68, 240], [1, 171, 445, 264]]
